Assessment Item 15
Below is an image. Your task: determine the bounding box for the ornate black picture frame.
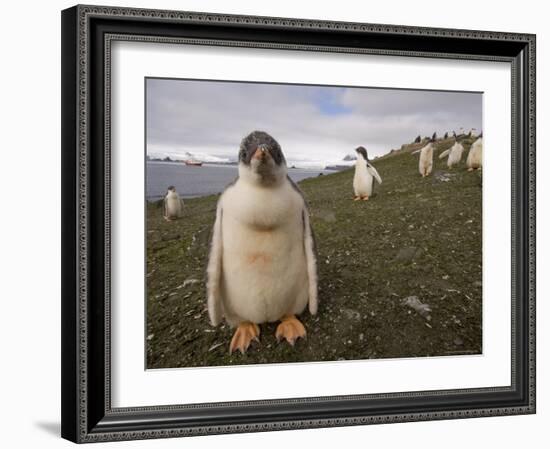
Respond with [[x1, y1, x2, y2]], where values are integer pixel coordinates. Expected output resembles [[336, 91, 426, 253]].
[[61, 4, 536, 443]]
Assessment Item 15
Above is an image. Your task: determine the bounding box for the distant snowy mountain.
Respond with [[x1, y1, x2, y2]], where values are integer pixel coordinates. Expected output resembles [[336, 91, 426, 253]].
[[342, 154, 357, 161], [148, 149, 362, 170], [148, 150, 233, 164]]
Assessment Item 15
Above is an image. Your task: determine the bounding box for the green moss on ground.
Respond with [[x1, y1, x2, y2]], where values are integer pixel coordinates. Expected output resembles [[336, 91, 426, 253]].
[[146, 139, 482, 368]]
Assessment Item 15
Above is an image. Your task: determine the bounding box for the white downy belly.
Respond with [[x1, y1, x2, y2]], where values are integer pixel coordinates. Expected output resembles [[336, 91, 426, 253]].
[[165, 197, 181, 217], [221, 220, 308, 324], [353, 163, 373, 196], [219, 182, 309, 324]]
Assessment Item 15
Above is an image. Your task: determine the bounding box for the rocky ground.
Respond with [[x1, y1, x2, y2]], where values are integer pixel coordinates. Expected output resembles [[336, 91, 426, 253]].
[[146, 137, 482, 368]]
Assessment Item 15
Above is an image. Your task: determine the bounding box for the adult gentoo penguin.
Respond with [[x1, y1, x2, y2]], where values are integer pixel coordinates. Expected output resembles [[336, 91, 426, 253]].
[[466, 132, 483, 171], [163, 186, 184, 221], [414, 132, 436, 177], [438, 131, 465, 169], [353, 146, 382, 201], [206, 131, 318, 354]]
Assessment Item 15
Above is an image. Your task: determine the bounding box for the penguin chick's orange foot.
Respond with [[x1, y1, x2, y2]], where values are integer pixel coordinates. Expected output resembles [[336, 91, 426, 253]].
[[275, 315, 306, 346], [353, 196, 361, 201], [229, 322, 260, 354], [362, 196, 369, 201]]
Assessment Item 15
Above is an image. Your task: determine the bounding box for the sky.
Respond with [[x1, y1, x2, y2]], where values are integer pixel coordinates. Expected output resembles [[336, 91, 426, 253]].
[[146, 78, 482, 168]]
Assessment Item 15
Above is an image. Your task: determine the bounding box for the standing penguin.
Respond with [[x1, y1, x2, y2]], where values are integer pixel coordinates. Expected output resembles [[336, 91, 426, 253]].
[[414, 132, 436, 177], [466, 132, 483, 171], [163, 186, 185, 221], [438, 131, 465, 169], [353, 146, 382, 201], [206, 131, 318, 354]]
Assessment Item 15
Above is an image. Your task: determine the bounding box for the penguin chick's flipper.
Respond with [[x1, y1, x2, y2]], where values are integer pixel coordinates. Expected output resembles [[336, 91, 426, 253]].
[[275, 315, 306, 346], [366, 163, 382, 185], [230, 322, 260, 354], [302, 209, 318, 315], [207, 203, 224, 326], [439, 149, 451, 159]]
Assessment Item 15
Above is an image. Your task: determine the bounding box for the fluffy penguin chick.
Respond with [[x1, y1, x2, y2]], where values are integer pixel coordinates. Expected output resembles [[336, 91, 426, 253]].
[[466, 133, 483, 171], [417, 133, 436, 177], [439, 133, 465, 169], [353, 146, 382, 201], [206, 131, 318, 354], [163, 186, 184, 220]]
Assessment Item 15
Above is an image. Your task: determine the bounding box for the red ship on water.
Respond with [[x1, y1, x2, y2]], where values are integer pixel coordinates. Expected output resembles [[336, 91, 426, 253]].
[[184, 159, 203, 166]]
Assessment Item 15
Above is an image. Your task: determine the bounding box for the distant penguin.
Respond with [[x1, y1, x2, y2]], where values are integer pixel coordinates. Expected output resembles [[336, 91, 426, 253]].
[[415, 132, 436, 177], [438, 131, 465, 169], [163, 186, 184, 221], [206, 131, 318, 354], [466, 132, 483, 171], [352, 146, 382, 201]]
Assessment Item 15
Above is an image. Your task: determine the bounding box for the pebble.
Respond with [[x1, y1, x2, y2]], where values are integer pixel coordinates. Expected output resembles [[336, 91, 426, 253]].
[[182, 278, 200, 288], [208, 342, 224, 352], [402, 296, 432, 320], [341, 308, 361, 321]]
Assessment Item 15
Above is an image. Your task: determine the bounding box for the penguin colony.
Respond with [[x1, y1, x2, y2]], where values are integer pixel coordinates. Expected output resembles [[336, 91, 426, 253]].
[[413, 131, 483, 175], [159, 129, 482, 354]]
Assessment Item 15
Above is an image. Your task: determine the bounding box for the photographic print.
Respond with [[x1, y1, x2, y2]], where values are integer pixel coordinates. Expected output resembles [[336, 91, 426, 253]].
[[62, 7, 535, 441], [145, 78, 483, 369]]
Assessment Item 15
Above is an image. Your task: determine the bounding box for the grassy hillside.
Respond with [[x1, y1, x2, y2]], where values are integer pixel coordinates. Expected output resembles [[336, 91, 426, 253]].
[[146, 139, 482, 368]]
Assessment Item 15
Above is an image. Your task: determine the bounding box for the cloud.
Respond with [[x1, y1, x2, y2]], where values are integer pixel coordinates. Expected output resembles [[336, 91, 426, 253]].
[[146, 78, 482, 166]]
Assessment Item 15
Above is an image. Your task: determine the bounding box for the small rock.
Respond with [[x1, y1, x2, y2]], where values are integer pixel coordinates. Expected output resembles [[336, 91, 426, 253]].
[[359, 333, 364, 341], [453, 337, 464, 346], [147, 333, 154, 341], [473, 281, 482, 288], [402, 296, 432, 320], [208, 342, 224, 352], [434, 171, 454, 182], [340, 308, 361, 321], [183, 278, 200, 288]]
